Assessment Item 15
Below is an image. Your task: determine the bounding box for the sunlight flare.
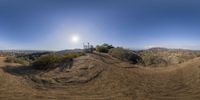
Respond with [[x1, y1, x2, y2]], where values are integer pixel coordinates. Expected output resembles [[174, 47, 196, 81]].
[[71, 35, 80, 43]]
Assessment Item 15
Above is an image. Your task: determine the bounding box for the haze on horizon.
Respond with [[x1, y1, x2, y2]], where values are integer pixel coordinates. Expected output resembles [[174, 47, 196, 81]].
[[0, 0, 200, 50]]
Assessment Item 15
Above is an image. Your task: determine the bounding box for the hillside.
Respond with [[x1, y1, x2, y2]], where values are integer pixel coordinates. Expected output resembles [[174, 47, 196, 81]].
[[137, 48, 200, 67], [1, 53, 200, 100]]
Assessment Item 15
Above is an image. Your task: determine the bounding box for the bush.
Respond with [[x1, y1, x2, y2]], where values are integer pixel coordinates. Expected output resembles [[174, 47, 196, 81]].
[[5, 56, 29, 65], [16, 52, 50, 63], [96, 45, 108, 53], [4, 57, 14, 63], [96, 43, 114, 53], [32, 53, 84, 70], [32, 54, 64, 70], [149, 56, 168, 65], [109, 47, 143, 64], [138, 48, 200, 67]]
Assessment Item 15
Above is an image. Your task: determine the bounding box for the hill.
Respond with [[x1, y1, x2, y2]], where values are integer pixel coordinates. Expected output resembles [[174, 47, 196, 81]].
[[1, 52, 200, 100], [137, 47, 200, 67]]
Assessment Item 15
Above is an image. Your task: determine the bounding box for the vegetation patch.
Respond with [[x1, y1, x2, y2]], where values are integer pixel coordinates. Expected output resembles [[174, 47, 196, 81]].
[[96, 43, 114, 53], [109, 47, 143, 64], [32, 53, 84, 70], [16, 52, 50, 63], [5, 56, 29, 65], [4, 52, 50, 65], [138, 48, 200, 67]]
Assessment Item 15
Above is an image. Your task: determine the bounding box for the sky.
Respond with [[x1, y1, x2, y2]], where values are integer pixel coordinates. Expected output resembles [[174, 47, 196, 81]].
[[0, 0, 200, 50]]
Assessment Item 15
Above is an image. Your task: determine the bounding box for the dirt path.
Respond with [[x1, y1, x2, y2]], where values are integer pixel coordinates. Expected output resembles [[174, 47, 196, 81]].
[[1, 55, 200, 100], [0, 57, 36, 100]]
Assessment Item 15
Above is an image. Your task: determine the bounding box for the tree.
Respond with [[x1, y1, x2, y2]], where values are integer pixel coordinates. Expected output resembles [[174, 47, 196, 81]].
[[96, 43, 114, 53]]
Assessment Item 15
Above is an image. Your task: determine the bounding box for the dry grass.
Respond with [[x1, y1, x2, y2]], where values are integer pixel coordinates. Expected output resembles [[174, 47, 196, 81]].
[[138, 48, 200, 67]]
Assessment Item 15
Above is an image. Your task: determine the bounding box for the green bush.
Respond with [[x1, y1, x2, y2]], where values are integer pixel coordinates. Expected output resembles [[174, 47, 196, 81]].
[[5, 56, 29, 65], [4, 56, 14, 63], [32, 54, 63, 70], [96, 43, 114, 53], [16, 52, 49, 63], [32, 53, 84, 70], [109, 47, 143, 64]]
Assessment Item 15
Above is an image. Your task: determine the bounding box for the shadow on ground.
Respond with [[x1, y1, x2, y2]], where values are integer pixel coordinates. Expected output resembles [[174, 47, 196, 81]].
[[1, 65, 40, 76]]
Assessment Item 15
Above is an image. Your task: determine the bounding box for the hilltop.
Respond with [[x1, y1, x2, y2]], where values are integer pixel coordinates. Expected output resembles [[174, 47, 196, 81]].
[[1, 47, 200, 99]]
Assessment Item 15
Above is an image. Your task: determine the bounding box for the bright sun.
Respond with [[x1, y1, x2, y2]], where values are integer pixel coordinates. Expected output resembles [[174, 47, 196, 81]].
[[71, 35, 80, 43]]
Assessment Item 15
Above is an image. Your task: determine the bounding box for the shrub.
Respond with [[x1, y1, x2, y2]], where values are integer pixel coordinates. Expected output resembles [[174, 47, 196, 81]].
[[109, 47, 143, 64], [5, 56, 29, 65], [96, 43, 114, 53], [96, 45, 108, 53], [32, 53, 84, 70], [4, 56, 14, 63], [16, 52, 50, 63], [149, 56, 168, 65], [138, 48, 200, 67], [32, 54, 64, 70]]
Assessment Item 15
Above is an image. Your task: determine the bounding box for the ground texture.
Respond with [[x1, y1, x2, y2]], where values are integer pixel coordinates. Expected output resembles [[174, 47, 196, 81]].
[[1, 53, 200, 100]]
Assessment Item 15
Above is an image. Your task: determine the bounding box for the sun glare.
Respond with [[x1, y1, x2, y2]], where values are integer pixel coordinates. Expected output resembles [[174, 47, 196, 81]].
[[71, 35, 80, 43]]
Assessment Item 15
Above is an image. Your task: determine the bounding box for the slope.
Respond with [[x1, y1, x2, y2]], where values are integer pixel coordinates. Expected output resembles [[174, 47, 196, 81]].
[[0, 53, 200, 100]]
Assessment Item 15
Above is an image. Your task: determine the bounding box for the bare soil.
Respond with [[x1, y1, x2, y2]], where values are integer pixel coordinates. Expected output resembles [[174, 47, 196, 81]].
[[1, 53, 200, 100]]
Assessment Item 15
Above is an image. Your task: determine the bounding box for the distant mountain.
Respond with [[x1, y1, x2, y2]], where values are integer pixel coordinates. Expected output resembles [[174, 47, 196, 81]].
[[142, 47, 200, 52], [0, 50, 53, 56], [148, 47, 169, 51], [0, 49, 85, 56], [0, 50, 51, 54], [56, 49, 83, 54]]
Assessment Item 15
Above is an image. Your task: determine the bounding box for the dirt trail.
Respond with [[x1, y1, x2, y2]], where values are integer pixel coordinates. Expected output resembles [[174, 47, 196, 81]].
[[1, 54, 200, 100], [0, 57, 36, 100]]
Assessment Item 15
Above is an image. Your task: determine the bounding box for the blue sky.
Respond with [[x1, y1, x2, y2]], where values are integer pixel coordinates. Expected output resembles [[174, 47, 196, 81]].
[[0, 0, 200, 50]]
